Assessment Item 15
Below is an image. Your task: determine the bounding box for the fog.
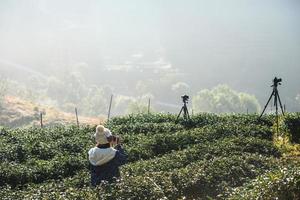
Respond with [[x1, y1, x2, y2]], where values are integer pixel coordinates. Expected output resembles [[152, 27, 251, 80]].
[[0, 0, 299, 116]]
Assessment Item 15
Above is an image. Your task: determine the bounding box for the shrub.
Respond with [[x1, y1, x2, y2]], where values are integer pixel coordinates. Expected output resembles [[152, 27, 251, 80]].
[[228, 161, 300, 200], [283, 113, 300, 143]]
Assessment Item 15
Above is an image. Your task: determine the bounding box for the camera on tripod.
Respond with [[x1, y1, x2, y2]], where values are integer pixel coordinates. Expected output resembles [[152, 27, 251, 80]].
[[177, 95, 190, 122], [272, 77, 282, 87], [260, 77, 285, 119], [181, 95, 189, 104]]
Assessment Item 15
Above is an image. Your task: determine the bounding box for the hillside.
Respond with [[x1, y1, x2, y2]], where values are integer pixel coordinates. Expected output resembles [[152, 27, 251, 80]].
[[0, 113, 299, 199], [0, 96, 102, 127]]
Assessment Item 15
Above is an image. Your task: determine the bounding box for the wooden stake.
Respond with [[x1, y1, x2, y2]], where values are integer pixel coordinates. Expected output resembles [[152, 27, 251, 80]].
[[40, 112, 43, 128], [107, 94, 113, 122], [75, 107, 79, 128], [148, 98, 151, 114]]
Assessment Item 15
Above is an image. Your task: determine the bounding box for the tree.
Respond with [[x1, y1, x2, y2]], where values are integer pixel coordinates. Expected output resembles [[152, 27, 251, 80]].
[[126, 100, 149, 114], [114, 95, 136, 115], [64, 72, 87, 104], [192, 85, 261, 114], [296, 94, 300, 104], [46, 77, 66, 101], [80, 86, 108, 116], [0, 78, 7, 109]]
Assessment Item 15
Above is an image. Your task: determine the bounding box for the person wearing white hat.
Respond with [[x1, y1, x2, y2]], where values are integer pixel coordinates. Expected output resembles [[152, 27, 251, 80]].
[[88, 125, 127, 186]]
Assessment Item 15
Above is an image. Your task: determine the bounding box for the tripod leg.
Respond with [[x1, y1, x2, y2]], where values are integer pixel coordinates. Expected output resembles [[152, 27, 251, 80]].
[[276, 91, 285, 115], [183, 106, 188, 120], [276, 108, 279, 134], [176, 107, 184, 121], [259, 91, 275, 118], [275, 95, 279, 134], [275, 98, 278, 116], [185, 107, 191, 120]]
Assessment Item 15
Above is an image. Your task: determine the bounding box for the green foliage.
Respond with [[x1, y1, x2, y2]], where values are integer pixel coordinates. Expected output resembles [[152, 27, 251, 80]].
[[0, 113, 299, 199], [192, 84, 261, 114], [283, 113, 300, 143], [126, 100, 149, 114], [80, 86, 108, 116], [107, 113, 177, 126], [296, 94, 300, 104], [228, 161, 300, 200], [172, 154, 277, 199], [0, 78, 7, 109], [122, 136, 280, 177]]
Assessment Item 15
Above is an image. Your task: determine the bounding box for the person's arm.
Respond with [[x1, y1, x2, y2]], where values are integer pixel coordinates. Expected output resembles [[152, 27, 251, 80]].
[[113, 144, 127, 166]]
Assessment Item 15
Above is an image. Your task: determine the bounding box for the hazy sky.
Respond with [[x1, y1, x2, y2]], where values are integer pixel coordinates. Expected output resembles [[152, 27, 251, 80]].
[[0, 0, 299, 101]]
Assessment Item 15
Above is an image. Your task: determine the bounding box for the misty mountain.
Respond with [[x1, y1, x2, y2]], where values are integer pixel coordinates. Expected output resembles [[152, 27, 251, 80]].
[[0, 0, 299, 113]]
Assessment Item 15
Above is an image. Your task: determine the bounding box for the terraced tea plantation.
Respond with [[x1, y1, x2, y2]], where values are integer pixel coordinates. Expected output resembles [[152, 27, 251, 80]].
[[1, 113, 300, 199]]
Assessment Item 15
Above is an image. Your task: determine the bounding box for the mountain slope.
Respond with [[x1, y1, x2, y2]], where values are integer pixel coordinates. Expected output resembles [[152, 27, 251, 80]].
[[0, 96, 102, 127]]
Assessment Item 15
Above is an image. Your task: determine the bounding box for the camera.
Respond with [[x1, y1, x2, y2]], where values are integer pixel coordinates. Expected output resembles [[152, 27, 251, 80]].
[[272, 77, 282, 87], [181, 95, 189, 104], [109, 135, 119, 144], [112, 135, 119, 142]]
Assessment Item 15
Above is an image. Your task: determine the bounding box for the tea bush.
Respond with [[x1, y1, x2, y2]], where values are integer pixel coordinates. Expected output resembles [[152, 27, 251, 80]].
[[0, 113, 299, 199], [228, 161, 300, 200], [283, 113, 300, 143]]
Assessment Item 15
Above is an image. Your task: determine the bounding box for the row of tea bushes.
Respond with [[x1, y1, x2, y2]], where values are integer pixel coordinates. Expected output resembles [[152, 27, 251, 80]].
[[107, 113, 275, 127], [0, 153, 279, 200], [1, 113, 299, 199], [228, 160, 300, 200], [283, 113, 300, 143], [0, 118, 275, 187], [122, 135, 280, 176]]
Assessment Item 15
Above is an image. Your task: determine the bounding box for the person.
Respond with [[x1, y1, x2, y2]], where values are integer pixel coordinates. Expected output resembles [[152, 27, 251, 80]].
[[88, 125, 127, 187]]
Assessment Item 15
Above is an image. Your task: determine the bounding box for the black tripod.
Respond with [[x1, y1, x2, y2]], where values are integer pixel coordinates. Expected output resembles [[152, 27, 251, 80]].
[[176, 95, 190, 121], [259, 77, 285, 132]]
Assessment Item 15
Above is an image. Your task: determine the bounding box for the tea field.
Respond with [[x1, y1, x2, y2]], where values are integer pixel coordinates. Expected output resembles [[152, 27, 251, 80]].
[[0, 113, 300, 199]]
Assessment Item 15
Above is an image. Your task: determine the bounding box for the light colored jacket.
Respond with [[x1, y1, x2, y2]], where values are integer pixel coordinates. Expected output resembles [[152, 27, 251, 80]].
[[89, 145, 127, 186], [88, 147, 116, 166]]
